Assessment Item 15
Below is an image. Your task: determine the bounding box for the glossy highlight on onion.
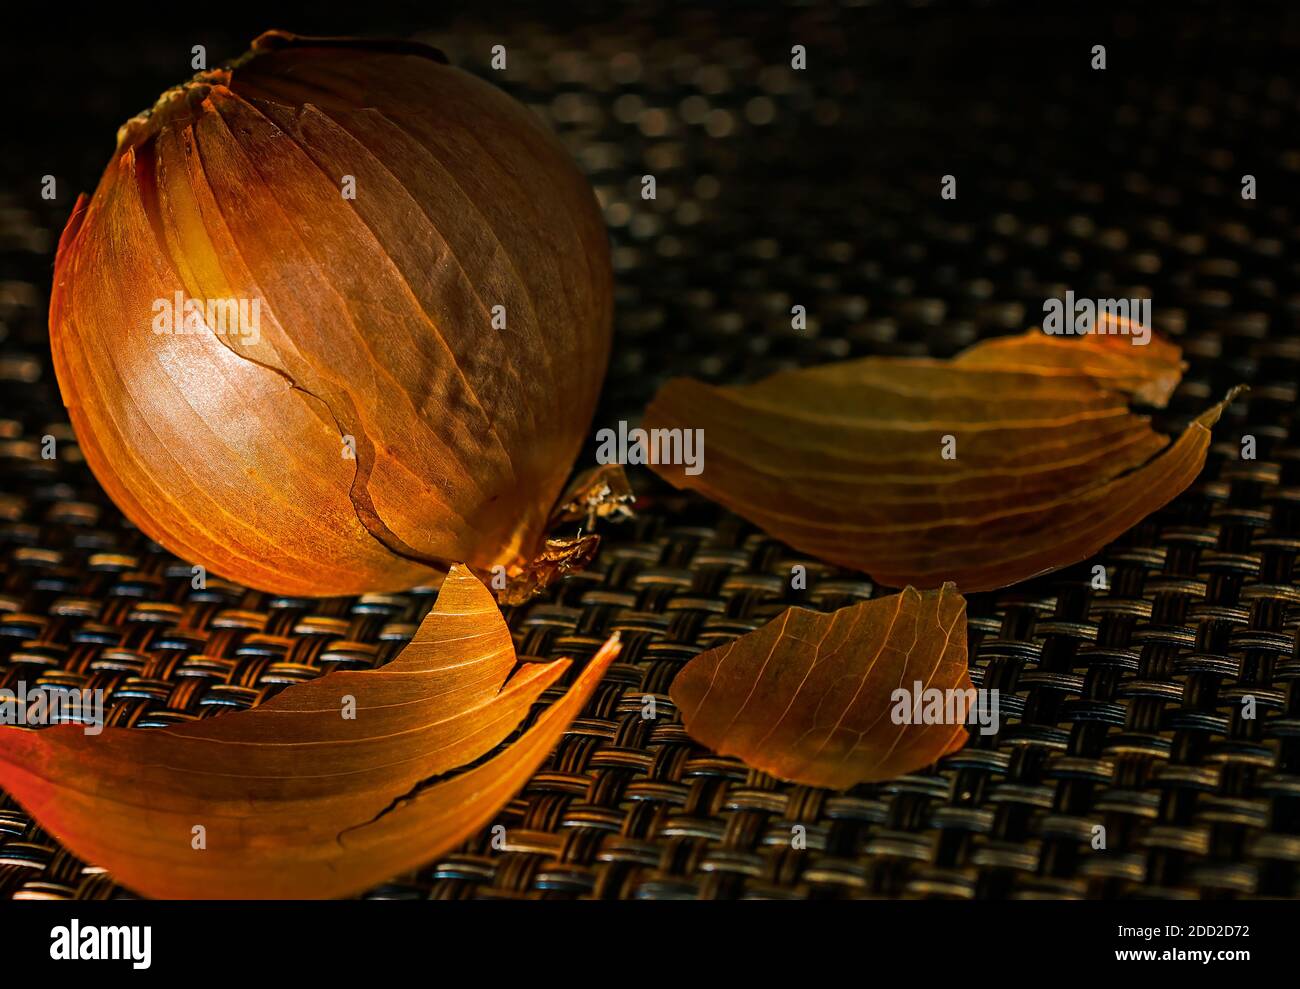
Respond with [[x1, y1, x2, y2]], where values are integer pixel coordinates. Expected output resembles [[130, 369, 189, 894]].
[[49, 30, 613, 596]]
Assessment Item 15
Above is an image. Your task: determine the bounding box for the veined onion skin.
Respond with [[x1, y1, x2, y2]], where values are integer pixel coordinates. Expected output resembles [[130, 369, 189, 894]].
[[49, 31, 613, 596]]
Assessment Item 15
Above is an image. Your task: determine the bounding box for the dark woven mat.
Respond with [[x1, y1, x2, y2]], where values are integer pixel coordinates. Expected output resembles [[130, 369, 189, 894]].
[[3, 2, 1300, 899]]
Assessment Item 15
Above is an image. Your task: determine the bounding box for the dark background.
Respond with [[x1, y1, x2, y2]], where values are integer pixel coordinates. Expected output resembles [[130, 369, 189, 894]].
[[3, 0, 1298, 426]]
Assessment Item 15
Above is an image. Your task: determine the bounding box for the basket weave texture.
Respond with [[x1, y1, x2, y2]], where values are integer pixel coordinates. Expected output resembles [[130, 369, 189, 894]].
[[1, 4, 1299, 898]]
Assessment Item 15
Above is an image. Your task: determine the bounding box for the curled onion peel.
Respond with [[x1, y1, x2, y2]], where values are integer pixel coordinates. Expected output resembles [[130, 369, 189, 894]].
[[50, 31, 613, 596]]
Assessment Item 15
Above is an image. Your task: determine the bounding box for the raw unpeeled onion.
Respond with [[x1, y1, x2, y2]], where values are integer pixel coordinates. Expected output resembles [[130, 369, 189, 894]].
[[50, 31, 613, 596]]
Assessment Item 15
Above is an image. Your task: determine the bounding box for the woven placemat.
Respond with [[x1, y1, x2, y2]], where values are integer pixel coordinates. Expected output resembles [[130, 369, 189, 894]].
[[2, 2, 1299, 899]]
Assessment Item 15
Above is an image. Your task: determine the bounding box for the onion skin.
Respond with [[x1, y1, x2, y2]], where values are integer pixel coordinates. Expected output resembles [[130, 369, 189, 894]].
[[49, 31, 613, 596]]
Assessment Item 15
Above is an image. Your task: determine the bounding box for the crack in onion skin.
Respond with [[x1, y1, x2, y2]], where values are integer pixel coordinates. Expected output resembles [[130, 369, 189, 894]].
[[49, 31, 613, 596]]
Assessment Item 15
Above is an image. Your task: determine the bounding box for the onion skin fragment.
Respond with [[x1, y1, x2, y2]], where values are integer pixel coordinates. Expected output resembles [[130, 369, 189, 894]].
[[643, 331, 1239, 593]]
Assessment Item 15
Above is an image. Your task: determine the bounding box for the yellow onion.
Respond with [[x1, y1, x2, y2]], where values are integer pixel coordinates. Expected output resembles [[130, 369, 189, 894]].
[[49, 31, 613, 596]]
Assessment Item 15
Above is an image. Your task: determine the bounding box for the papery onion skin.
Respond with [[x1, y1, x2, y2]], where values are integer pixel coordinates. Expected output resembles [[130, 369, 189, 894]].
[[49, 30, 613, 596]]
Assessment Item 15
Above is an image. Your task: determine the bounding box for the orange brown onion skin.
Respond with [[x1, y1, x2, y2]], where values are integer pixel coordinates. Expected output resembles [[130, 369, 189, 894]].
[[49, 32, 613, 596]]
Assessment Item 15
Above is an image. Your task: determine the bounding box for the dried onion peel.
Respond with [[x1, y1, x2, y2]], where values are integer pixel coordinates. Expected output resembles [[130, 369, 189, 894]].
[[644, 330, 1239, 592]]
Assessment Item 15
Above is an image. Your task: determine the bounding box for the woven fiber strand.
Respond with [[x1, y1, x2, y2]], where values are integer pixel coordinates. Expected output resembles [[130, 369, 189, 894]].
[[2, 2, 1300, 899]]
